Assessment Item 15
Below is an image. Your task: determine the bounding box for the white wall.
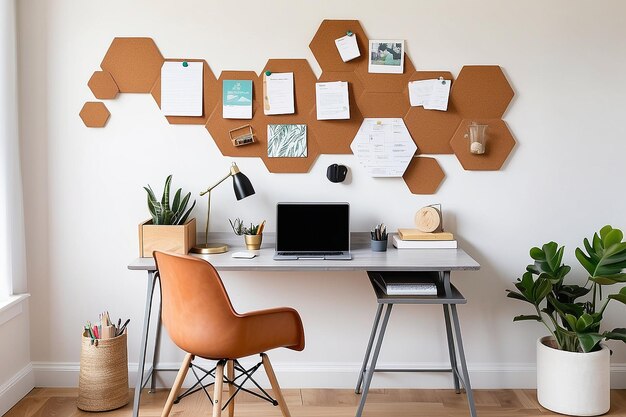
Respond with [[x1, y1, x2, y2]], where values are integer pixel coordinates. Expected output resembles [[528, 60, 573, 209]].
[[18, 0, 626, 388]]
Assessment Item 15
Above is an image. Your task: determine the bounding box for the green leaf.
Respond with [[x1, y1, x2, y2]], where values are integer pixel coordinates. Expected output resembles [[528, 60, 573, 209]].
[[532, 278, 552, 303], [604, 228, 624, 248], [575, 247, 596, 276], [564, 314, 578, 331], [177, 199, 196, 225], [530, 247, 544, 261], [592, 232, 604, 254], [599, 225, 613, 241], [161, 175, 172, 211], [576, 313, 594, 332], [577, 332, 604, 353], [172, 188, 182, 214], [513, 315, 542, 322], [608, 292, 626, 306], [506, 290, 534, 304], [604, 328, 626, 343]]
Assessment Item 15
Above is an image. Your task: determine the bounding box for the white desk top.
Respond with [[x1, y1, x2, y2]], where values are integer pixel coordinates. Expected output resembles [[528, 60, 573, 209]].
[[127, 233, 480, 272]]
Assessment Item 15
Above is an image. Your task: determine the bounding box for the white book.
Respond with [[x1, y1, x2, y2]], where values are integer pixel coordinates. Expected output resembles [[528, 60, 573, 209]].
[[391, 234, 457, 249]]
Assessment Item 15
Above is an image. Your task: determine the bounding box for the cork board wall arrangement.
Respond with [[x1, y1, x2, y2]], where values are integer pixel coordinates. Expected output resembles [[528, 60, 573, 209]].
[[80, 20, 517, 193]]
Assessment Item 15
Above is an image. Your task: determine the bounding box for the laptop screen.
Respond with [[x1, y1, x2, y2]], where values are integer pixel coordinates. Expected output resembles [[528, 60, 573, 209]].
[[276, 203, 350, 252]]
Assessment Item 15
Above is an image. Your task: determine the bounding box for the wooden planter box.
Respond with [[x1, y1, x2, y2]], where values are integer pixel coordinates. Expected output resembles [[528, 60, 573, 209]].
[[138, 218, 197, 258]]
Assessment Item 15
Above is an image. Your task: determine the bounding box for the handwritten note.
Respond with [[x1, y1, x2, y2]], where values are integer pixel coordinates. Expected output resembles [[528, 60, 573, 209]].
[[264, 72, 295, 115], [161, 62, 203, 116]]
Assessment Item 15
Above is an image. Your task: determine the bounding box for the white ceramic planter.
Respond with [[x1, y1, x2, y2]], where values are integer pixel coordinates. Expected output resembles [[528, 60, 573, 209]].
[[537, 336, 610, 416]]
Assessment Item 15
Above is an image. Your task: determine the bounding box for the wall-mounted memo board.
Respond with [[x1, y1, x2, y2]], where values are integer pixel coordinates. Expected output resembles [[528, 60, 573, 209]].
[[81, 20, 517, 194]]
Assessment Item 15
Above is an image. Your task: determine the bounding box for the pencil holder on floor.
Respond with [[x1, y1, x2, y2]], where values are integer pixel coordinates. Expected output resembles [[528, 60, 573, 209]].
[[77, 331, 129, 412]]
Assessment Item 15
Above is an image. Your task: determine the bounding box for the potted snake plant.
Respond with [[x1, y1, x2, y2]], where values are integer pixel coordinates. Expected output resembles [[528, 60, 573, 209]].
[[139, 175, 196, 257], [506, 225, 626, 416]]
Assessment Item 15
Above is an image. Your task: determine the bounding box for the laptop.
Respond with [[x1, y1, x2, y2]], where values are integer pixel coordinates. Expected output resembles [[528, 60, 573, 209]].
[[273, 202, 352, 260]]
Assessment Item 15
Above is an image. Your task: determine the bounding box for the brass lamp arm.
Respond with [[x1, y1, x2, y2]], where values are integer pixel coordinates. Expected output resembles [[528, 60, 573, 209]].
[[199, 163, 241, 196]]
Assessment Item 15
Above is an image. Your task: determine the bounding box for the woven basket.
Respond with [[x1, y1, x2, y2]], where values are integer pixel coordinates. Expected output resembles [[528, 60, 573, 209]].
[[77, 331, 129, 411]]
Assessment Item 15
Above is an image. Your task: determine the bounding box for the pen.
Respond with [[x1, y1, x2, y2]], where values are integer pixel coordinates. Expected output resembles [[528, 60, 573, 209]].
[[117, 319, 130, 336]]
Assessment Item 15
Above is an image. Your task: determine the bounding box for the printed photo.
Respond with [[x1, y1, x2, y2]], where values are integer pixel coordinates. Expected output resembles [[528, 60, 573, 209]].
[[368, 40, 405, 74]]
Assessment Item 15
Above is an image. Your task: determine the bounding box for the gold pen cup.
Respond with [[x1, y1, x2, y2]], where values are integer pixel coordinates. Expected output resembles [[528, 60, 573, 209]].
[[244, 233, 262, 250]]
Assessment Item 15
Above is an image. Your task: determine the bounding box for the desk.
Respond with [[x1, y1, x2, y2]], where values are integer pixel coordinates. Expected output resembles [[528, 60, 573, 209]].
[[127, 233, 480, 417]]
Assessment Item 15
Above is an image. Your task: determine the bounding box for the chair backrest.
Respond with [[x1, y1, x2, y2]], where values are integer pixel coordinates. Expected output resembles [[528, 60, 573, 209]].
[[153, 251, 239, 356]]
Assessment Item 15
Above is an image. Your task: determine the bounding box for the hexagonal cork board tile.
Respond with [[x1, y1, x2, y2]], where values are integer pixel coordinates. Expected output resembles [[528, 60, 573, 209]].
[[307, 72, 364, 154], [205, 71, 266, 157], [351, 118, 417, 177], [100, 37, 164, 93], [450, 65, 514, 119], [87, 71, 119, 100], [79, 102, 110, 127], [356, 91, 410, 118], [260, 126, 321, 173], [402, 157, 445, 194], [261, 59, 317, 118], [403, 71, 460, 154], [151, 59, 219, 125], [309, 19, 368, 72], [450, 119, 516, 170], [355, 53, 415, 93]]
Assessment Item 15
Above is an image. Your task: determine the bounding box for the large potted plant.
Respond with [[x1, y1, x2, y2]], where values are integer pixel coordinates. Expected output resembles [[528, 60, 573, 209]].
[[138, 175, 196, 257], [507, 225, 626, 416]]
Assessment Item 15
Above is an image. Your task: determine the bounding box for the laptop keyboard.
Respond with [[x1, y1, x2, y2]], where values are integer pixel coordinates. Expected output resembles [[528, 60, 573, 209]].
[[277, 252, 344, 256]]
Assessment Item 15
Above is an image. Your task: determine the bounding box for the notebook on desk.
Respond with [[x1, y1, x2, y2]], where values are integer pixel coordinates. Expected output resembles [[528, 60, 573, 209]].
[[273, 202, 352, 260]]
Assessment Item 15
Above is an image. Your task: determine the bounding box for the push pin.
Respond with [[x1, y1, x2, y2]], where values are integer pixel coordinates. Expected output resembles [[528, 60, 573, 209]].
[[346, 30, 353, 36], [438, 76, 446, 85], [265, 70, 272, 76], [182, 61, 189, 67]]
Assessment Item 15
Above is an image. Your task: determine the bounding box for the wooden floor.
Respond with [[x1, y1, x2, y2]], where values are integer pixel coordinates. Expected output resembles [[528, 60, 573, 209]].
[[5, 388, 626, 417]]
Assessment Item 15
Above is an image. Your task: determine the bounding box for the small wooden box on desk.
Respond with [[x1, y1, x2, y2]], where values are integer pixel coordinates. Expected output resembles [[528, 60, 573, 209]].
[[138, 218, 196, 258]]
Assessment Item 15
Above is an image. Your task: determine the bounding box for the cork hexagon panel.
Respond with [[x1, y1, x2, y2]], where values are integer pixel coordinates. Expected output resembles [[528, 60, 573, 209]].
[[357, 91, 410, 118], [450, 66, 514, 119], [355, 53, 415, 93], [307, 72, 364, 154], [88, 71, 119, 100], [402, 157, 445, 195], [450, 119, 516, 171], [205, 71, 266, 157], [309, 20, 369, 72], [79, 102, 110, 128], [403, 71, 461, 154], [260, 59, 321, 173], [101, 38, 164, 93], [151, 59, 220, 125]]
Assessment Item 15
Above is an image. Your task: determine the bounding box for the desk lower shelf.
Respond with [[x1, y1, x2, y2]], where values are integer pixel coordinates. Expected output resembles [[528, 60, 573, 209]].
[[368, 272, 467, 305]]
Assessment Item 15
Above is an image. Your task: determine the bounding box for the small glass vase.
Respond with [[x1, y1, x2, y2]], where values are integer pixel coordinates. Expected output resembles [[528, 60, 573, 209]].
[[466, 122, 488, 154]]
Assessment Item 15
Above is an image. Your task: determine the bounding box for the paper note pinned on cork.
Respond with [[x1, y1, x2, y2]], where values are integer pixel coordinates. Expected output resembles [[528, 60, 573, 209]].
[[161, 62, 203, 116]]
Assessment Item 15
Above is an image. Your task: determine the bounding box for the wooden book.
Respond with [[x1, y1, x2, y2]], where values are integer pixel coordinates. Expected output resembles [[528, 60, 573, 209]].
[[397, 229, 454, 241]]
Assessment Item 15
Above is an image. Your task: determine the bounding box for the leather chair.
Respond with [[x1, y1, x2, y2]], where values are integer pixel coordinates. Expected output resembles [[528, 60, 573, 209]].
[[154, 251, 305, 417]]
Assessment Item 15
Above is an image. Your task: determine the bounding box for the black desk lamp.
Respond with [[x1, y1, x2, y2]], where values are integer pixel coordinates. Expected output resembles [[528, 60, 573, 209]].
[[190, 162, 255, 254]]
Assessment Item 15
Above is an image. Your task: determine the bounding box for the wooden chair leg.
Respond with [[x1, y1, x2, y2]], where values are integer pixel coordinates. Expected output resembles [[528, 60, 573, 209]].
[[227, 360, 235, 417], [261, 353, 291, 417], [161, 353, 193, 417], [212, 360, 225, 417]]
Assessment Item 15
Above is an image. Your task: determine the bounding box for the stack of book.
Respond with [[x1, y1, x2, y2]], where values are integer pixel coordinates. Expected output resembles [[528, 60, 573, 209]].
[[391, 229, 458, 249], [371, 272, 440, 296]]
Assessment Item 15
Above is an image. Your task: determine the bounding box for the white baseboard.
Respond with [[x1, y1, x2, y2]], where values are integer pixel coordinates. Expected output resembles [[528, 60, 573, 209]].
[[0, 363, 35, 416], [31, 361, 626, 389]]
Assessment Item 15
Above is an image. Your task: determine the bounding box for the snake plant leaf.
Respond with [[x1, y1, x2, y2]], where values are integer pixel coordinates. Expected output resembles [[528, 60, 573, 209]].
[[513, 315, 542, 322], [604, 328, 626, 343], [144, 186, 158, 205], [177, 199, 196, 225], [161, 175, 172, 211], [146, 193, 157, 217], [577, 332, 604, 353], [172, 188, 182, 214]]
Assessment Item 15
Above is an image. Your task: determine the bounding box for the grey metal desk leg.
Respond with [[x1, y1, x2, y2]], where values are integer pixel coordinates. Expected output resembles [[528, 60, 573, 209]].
[[132, 271, 158, 417], [450, 304, 477, 417], [355, 303, 384, 394], [355, 303, 392, 417], [150, 275, 163, 393], [443, 304, 461, 393]]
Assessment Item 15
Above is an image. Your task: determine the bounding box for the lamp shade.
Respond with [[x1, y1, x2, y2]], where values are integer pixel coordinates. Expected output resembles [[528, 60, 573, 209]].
[[232, 171, 255, 200]]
